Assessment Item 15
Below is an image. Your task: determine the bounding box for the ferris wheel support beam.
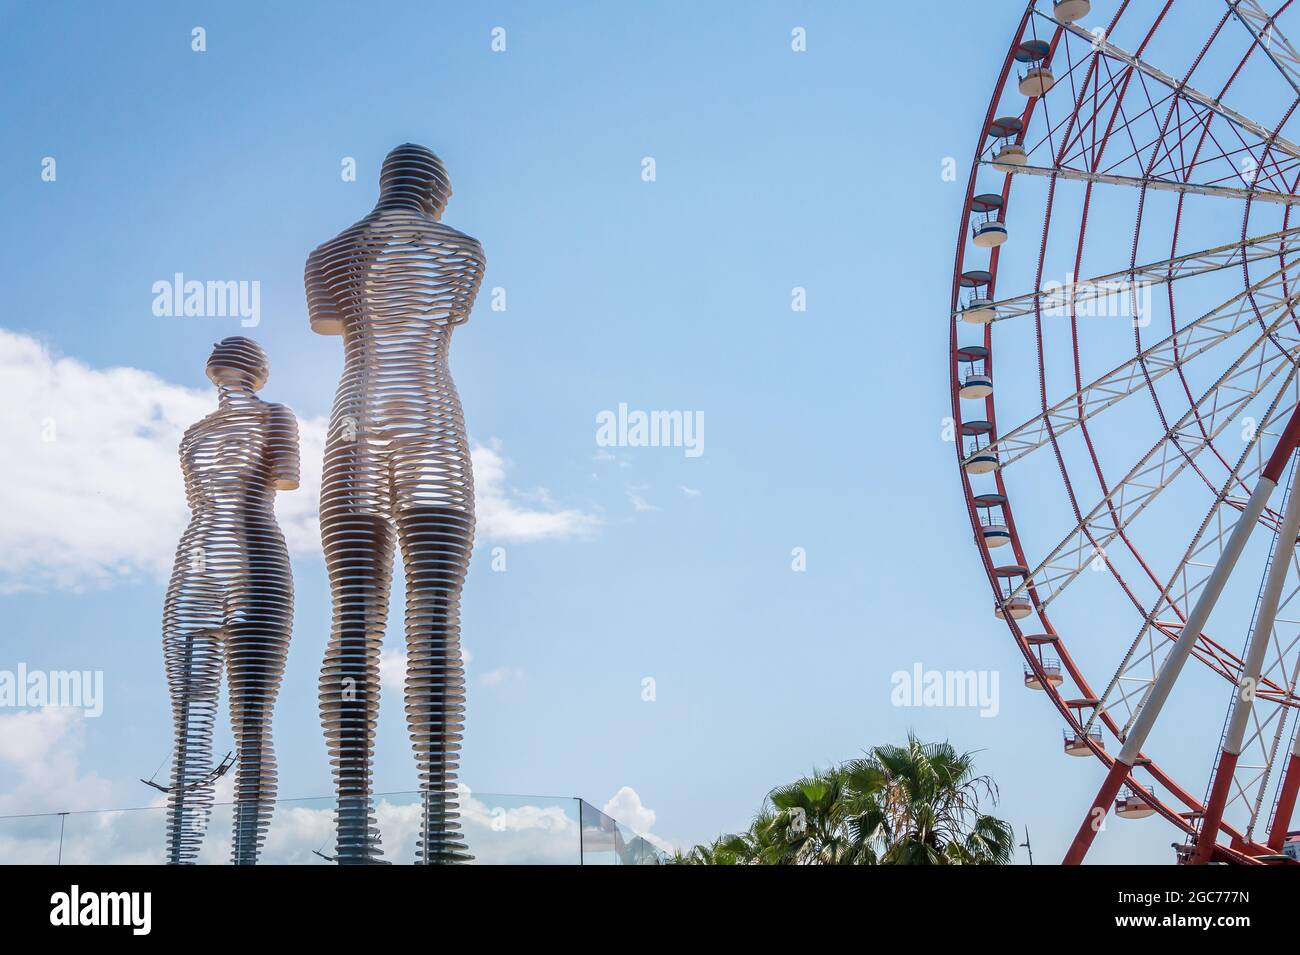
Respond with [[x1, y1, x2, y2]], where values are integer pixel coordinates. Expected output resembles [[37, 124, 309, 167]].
[[987, 160, 1300, 206], [1268, 742, 1300, 848], [1192, 461, 1300, 863], [1064, 404, 1300, 865], [1041, 10, 1300, 162]]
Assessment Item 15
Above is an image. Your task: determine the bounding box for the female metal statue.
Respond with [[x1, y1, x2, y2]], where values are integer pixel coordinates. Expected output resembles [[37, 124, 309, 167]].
[[162, 337, 299, 864], [307, 143, 484, 864]]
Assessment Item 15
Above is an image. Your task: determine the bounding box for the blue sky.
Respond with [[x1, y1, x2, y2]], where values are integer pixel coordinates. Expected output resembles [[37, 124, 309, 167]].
[[5, 0, 1297, 864]]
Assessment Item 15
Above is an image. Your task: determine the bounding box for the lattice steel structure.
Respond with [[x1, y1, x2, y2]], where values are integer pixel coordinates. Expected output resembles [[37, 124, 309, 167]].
[[307, 143, 485, 864], [162, 337, 299, 865]]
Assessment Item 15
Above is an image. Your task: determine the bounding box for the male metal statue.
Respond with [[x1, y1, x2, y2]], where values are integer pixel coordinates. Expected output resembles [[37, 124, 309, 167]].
[[162, 336, 299, 864], [307, 143, 485, 864]]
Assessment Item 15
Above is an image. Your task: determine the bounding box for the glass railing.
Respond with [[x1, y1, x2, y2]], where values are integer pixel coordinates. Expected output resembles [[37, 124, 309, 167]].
[[0, 790, 663, 865]]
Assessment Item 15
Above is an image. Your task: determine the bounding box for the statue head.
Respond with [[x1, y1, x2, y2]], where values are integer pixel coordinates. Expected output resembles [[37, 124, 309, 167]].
[[206, 336, 268, 391], [378, 143, 451, 218]]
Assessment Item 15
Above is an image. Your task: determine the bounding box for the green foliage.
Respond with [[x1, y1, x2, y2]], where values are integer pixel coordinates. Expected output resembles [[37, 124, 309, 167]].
[[665, 733, 1015, 865]]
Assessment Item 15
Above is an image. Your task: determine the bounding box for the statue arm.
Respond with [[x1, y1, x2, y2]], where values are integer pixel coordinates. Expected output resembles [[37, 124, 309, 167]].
[[267, 403, 301, 492], [179, 429, 201, 512], [306, 246, 344, 336], [452, 237, 486, 319]]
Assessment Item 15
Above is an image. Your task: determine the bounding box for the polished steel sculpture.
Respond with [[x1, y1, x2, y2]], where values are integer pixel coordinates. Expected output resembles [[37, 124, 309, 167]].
[[162, 337, 299, 865], [307, 143, 485, 864]]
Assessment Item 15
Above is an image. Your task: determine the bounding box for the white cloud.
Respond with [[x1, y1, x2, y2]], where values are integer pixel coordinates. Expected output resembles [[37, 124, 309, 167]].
[[627, 492, 658, 513], [378, 648, 407, 694], [679, 485, 702, 497], [472, 443, 600, 542], [0, 329, 598, 591], [602, 785, 655, 834], [602, 785, 673, 853], [0, 331, 209, 590], [480, 666, 524, 688], [0, 707, 117, 815]]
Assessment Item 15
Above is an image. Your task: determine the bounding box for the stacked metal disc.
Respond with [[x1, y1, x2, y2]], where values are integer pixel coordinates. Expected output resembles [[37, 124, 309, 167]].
[[309, 144, 484, 864], [162, 336, 298, 865]]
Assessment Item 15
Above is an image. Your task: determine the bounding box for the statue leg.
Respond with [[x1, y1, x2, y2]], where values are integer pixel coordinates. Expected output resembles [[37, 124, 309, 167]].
[[396, 503, 473, 864], [162, 581, 224, 865], [225, 535, 292, 865], [319, 510, 395, 864]]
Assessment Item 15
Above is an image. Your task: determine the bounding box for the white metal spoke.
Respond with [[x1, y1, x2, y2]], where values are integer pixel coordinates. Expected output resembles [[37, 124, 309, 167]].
[[975, 227, 1300, 324], [988, 160, 1300, 205], [984, 265, 1300, 468]]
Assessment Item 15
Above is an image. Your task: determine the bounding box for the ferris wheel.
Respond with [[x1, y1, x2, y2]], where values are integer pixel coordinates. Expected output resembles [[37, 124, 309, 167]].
[[951, 0, 1300, 864]]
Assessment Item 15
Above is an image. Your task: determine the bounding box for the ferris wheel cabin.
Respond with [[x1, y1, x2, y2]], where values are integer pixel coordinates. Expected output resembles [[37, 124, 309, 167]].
[[1054, 0, 1091, 25], [959, 269, 997, 324], [957, 345, 993, 399], [972, 492, 1009, 548], [993, 564, 1031, 620], [970, 194, 1008, 249], [1063, 724, 1103, 757], [988, 116, 1026, 171], [1115, 786, 1157, 819], [961, 419, 998, 474], [1023, 654, 1063, 689], [1015, 40, 1054, 97]]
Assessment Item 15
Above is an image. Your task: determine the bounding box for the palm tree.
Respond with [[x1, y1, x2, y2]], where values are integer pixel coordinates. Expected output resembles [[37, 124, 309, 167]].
[[764, 768, 864, 864], [668, 735, 1014, 865], [851, 734, 1014, 865], [662, 833, 750, 865]]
